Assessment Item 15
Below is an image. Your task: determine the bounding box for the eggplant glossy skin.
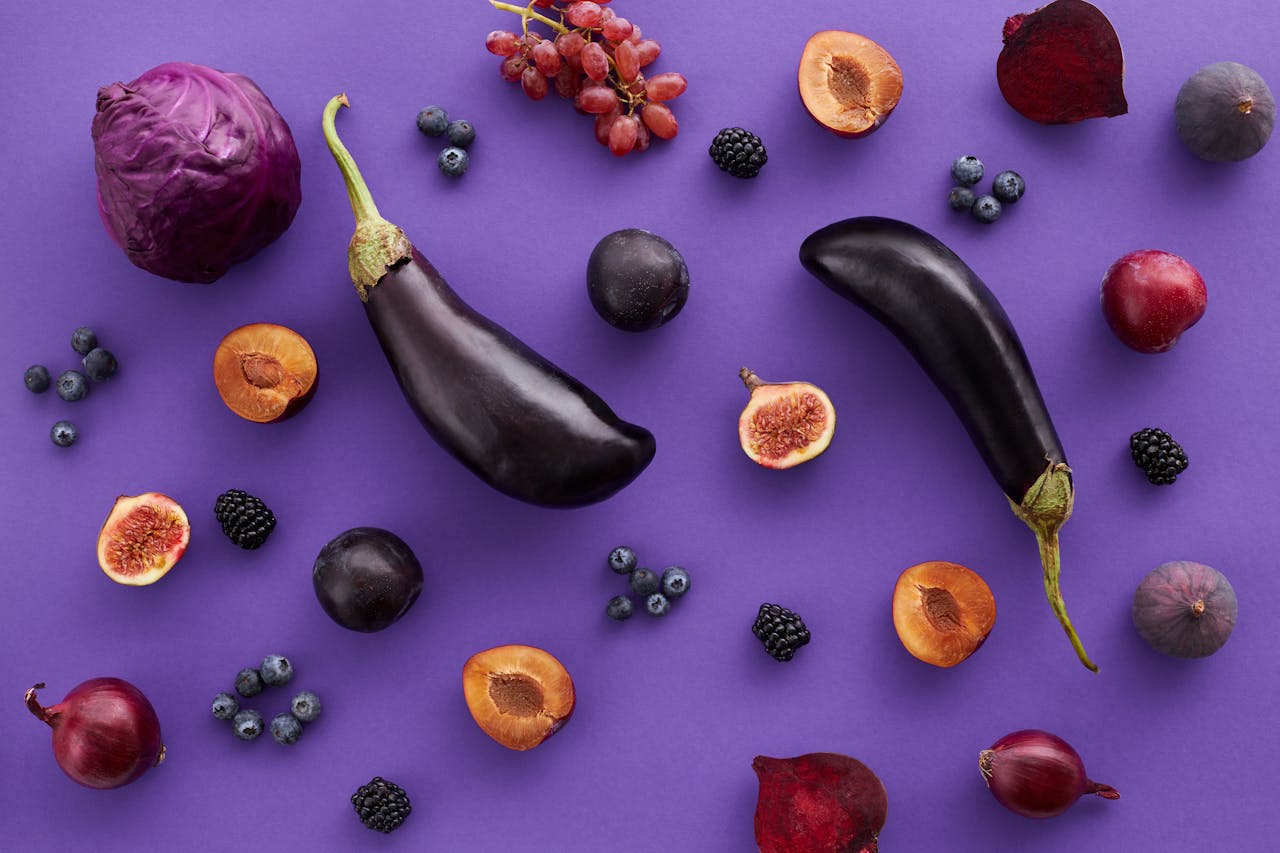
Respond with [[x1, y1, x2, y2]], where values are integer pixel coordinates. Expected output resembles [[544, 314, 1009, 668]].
[[800, 216, 1064, 502], [365, 248, 656, 507]]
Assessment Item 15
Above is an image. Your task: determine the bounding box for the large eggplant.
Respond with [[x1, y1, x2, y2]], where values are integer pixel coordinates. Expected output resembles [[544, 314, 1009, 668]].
[[322, 94, 654, 507], [800, 216, 1095, 671]]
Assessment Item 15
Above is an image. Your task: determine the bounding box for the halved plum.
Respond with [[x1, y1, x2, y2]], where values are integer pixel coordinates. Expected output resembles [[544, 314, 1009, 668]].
[[798, 31, 903, 138]]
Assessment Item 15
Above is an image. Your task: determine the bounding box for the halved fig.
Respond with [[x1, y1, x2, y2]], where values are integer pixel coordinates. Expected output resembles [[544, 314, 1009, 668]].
[[462, 645, 575, 751], [96, 493, 190, 586], [737, 368, 835, 469], [798, 31, 903, 138], [891, 561, 996, 667], [212, 323, 318, 423]]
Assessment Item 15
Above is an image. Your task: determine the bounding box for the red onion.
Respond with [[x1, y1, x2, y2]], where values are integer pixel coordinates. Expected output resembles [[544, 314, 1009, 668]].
[[978, 729, 1118, 819], [25, 678, 165, 789]]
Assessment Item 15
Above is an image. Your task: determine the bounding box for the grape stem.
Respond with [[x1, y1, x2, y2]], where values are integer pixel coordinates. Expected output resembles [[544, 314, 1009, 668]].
[[490, 0, 569, 35]]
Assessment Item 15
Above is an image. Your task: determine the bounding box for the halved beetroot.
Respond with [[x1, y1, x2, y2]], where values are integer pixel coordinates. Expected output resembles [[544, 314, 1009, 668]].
[[799, 31, 903, 138], [96, 493, 190, 586]]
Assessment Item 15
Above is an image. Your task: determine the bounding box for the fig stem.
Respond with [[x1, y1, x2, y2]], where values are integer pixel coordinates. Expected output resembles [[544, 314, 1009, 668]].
[[1192, 599, 1206, 617], [739, 367, 763, 391], [1086, 780, 1121, 800], [24, 683, 53, 725], [489, 0, 569, 35]]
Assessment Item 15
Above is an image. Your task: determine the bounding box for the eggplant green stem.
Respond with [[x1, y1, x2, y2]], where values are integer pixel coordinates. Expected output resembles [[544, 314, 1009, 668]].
[[489, 0, 569, 35], [321, 93, 413, 302], [1009, 461, 1098, 672]]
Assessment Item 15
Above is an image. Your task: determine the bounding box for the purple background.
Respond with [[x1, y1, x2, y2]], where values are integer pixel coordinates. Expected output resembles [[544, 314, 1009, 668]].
[[2, 1, 1277, 850]]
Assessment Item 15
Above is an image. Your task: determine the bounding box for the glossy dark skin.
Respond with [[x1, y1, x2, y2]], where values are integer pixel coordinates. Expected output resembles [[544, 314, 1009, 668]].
[[313, 527, 423, 633], [800, 216, 1064, 503], [365, 248, 656, 507]]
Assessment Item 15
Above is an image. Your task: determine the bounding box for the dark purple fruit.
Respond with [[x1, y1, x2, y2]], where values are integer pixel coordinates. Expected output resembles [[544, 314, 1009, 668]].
[[1132, 561, 1237, 658], [587, 229, 690, 332], [1175, 62, 1274, 163], [313, 527, 424, 632]]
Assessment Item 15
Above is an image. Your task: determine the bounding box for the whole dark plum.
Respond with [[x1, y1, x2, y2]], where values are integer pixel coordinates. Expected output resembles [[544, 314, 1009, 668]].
[[313, 527, 423, 632], [587, 229, 690, 332], [1132, 561, 1237, 658], [1175, 61, 1274, 162]]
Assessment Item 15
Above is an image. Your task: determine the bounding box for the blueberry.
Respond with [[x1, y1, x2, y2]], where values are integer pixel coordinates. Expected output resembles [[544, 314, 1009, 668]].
[[81, 348, 118, 381], [55, 370, 88, 402], [629, 568, 660, 597], [991, 170, 1026, 203], [951, 155, 984, 186], [71, 327, 98, 355], [233, 709, 264, 740], [660, 566, 690, 600], [235, 668, 264, 698], [291, 690, 322, 723], [608, 546, 638, 575], [606, 594, 634, 621], [446, 120, 476, 148], [971, 195, 1002, 224], [270, 712, 303, 745], [416, 106, 449, 137], [947, 186, 976, 212], [260, 654, 293, 687], [50, 420, 78, 448], [438, 147, 469, 178], [24, 365, 51, 393], [645, 593, 671, 617], [212, 692, 239, 721]]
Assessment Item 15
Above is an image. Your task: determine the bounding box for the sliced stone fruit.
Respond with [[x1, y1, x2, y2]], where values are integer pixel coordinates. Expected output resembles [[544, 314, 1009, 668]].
[[212, 323, 318, 423], [891, 561, 996, 667], [737, 368, 835, 469], [96, 493, 190, 586], [798, 30, 903, 138], [462, 645, 575, 751]]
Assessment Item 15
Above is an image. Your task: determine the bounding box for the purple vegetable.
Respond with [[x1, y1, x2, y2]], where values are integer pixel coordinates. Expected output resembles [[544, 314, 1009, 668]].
[[92, 62, 301, 283]]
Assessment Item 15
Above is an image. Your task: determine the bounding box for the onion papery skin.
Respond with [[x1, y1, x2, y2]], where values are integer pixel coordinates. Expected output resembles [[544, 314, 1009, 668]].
[[979, 729, 1118, 819]]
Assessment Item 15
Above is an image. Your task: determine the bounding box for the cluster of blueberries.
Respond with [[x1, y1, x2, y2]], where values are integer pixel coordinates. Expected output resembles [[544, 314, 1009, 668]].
[[415, 106, 477, 177], [605, 546, 691, 620], [211, 654, 321, 746], [23, 326, 119, 447], [947, 155, 1026, 224]]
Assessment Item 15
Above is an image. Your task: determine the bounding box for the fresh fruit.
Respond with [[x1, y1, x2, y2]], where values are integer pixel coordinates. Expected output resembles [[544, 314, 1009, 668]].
[[606, 594, 634, 621], [24, 364, 51, 393], [462, 644, 575, 751], [416, 106, 449, 136], [991, 170, 1026, 202], [980, 729, 1118, 818], [211, 692, 239, 721], [1132, 561, 1236, 658], [352, 776, 412, 833], [798, 31, 903, 138], [1100, 250, 1206, 353], [971, 195, 1002, 224], [996, 0, 1127, 124], [752, 603, 811, 662], [737, 368, 835, 469], [290, 690, 322, 723], [55, 370, 88, 402], [951, 155, 984, 186], [212, 322, 318, 423], [644, 592, 670, 617], [753, 753, 887, 853], [96, 492, 190, 586], [587, 228, 690, 332], [891, 561, 997, 667], [660, 566, 689, 600], [1129, 428, 1189, 485], [50, 420, 78, 448], [1175, 62, 1274, 162], [213, 489, 277, 549], [947, 187, 975, 212], [82, 348, 118, 381], [235, 668, 264, 698], [608, 545, 638, 575], [270, 713, 302, 745], [25, 678, 165, 789], [629, 567, 660, 596], [71, 327, 99, 355], [233, 709, 264, 741], [438, 146, 470, 177], [260, 654, 293, 687], [709, 127, 767, 178], [446, 119, 476, 148], [312, 527, 424, 632]]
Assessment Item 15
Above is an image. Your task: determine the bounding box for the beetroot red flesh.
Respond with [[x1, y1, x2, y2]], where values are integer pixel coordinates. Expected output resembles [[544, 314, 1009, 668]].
[[997, 0, 1128, 124], [753, 753, 887, 853]]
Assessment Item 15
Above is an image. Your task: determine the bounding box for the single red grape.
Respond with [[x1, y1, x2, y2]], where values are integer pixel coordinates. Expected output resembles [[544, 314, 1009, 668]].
[[499, 55, 527, 83], [521, 65, 549, 100], [581, 42, 609, 81], [555, 31, 586, 58], [615, 40, 640, 83], [636, 39, 661, 66], [645, 72, 687, 102], [565, 2, 603, 28], [485, 30, 520, 57], [578, 86, 620, 114], [532, 40, 562, 76], [641, 102, 678, 139], [609, 114, 639, 156], [601, 16, 633, 41]]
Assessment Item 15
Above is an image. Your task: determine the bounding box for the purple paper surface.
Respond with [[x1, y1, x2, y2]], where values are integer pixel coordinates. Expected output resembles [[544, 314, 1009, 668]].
[[2, 1, 1277, 850]]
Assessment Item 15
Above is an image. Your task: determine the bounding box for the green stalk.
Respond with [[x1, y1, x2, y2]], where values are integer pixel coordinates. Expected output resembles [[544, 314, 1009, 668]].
[[489, 0, 569, 35]]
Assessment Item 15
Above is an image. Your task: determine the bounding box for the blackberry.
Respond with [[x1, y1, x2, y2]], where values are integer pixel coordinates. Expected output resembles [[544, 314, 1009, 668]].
[[645, 592, 671, 617], [991, 170, 1025, 203], [951, 155, 984, 186], [1130, 428, 1189, 485], [416, 106, 449, 136], [709, 127, 767, 179], [291, 690, 322, 723], [971, 195, 1002, 224], [948, 186, 975, 212], [606, 594, 634, 621], [608, 545, 638, 575], [233, 709, 264, 740], [212, 692, 239, 721], [352, 776, 412, 833], [629, 568, 660, 597], [260, 654, 293, 686], [752, 603, 811, 662], [660, 566, 690, 600], [214, 489, 277, 549], [82, 347, 118, 381], [71, 327, 98, 355], [55, 370, 88, 402], [446, 120, 476, 148], [235, 668, 264, 698], [270, 713, 303, 745], [25, 365, 51, 393], [50, 420, 78, 448]]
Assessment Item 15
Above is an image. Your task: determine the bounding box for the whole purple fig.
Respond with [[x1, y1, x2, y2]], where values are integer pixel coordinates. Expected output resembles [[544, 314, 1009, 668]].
[[1132, 561, 1237, 658], [1175, 62, 1274, 163]]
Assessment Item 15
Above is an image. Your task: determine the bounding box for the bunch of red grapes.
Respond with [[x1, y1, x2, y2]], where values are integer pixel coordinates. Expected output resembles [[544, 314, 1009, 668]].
[[486, 0, 688, 156]]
